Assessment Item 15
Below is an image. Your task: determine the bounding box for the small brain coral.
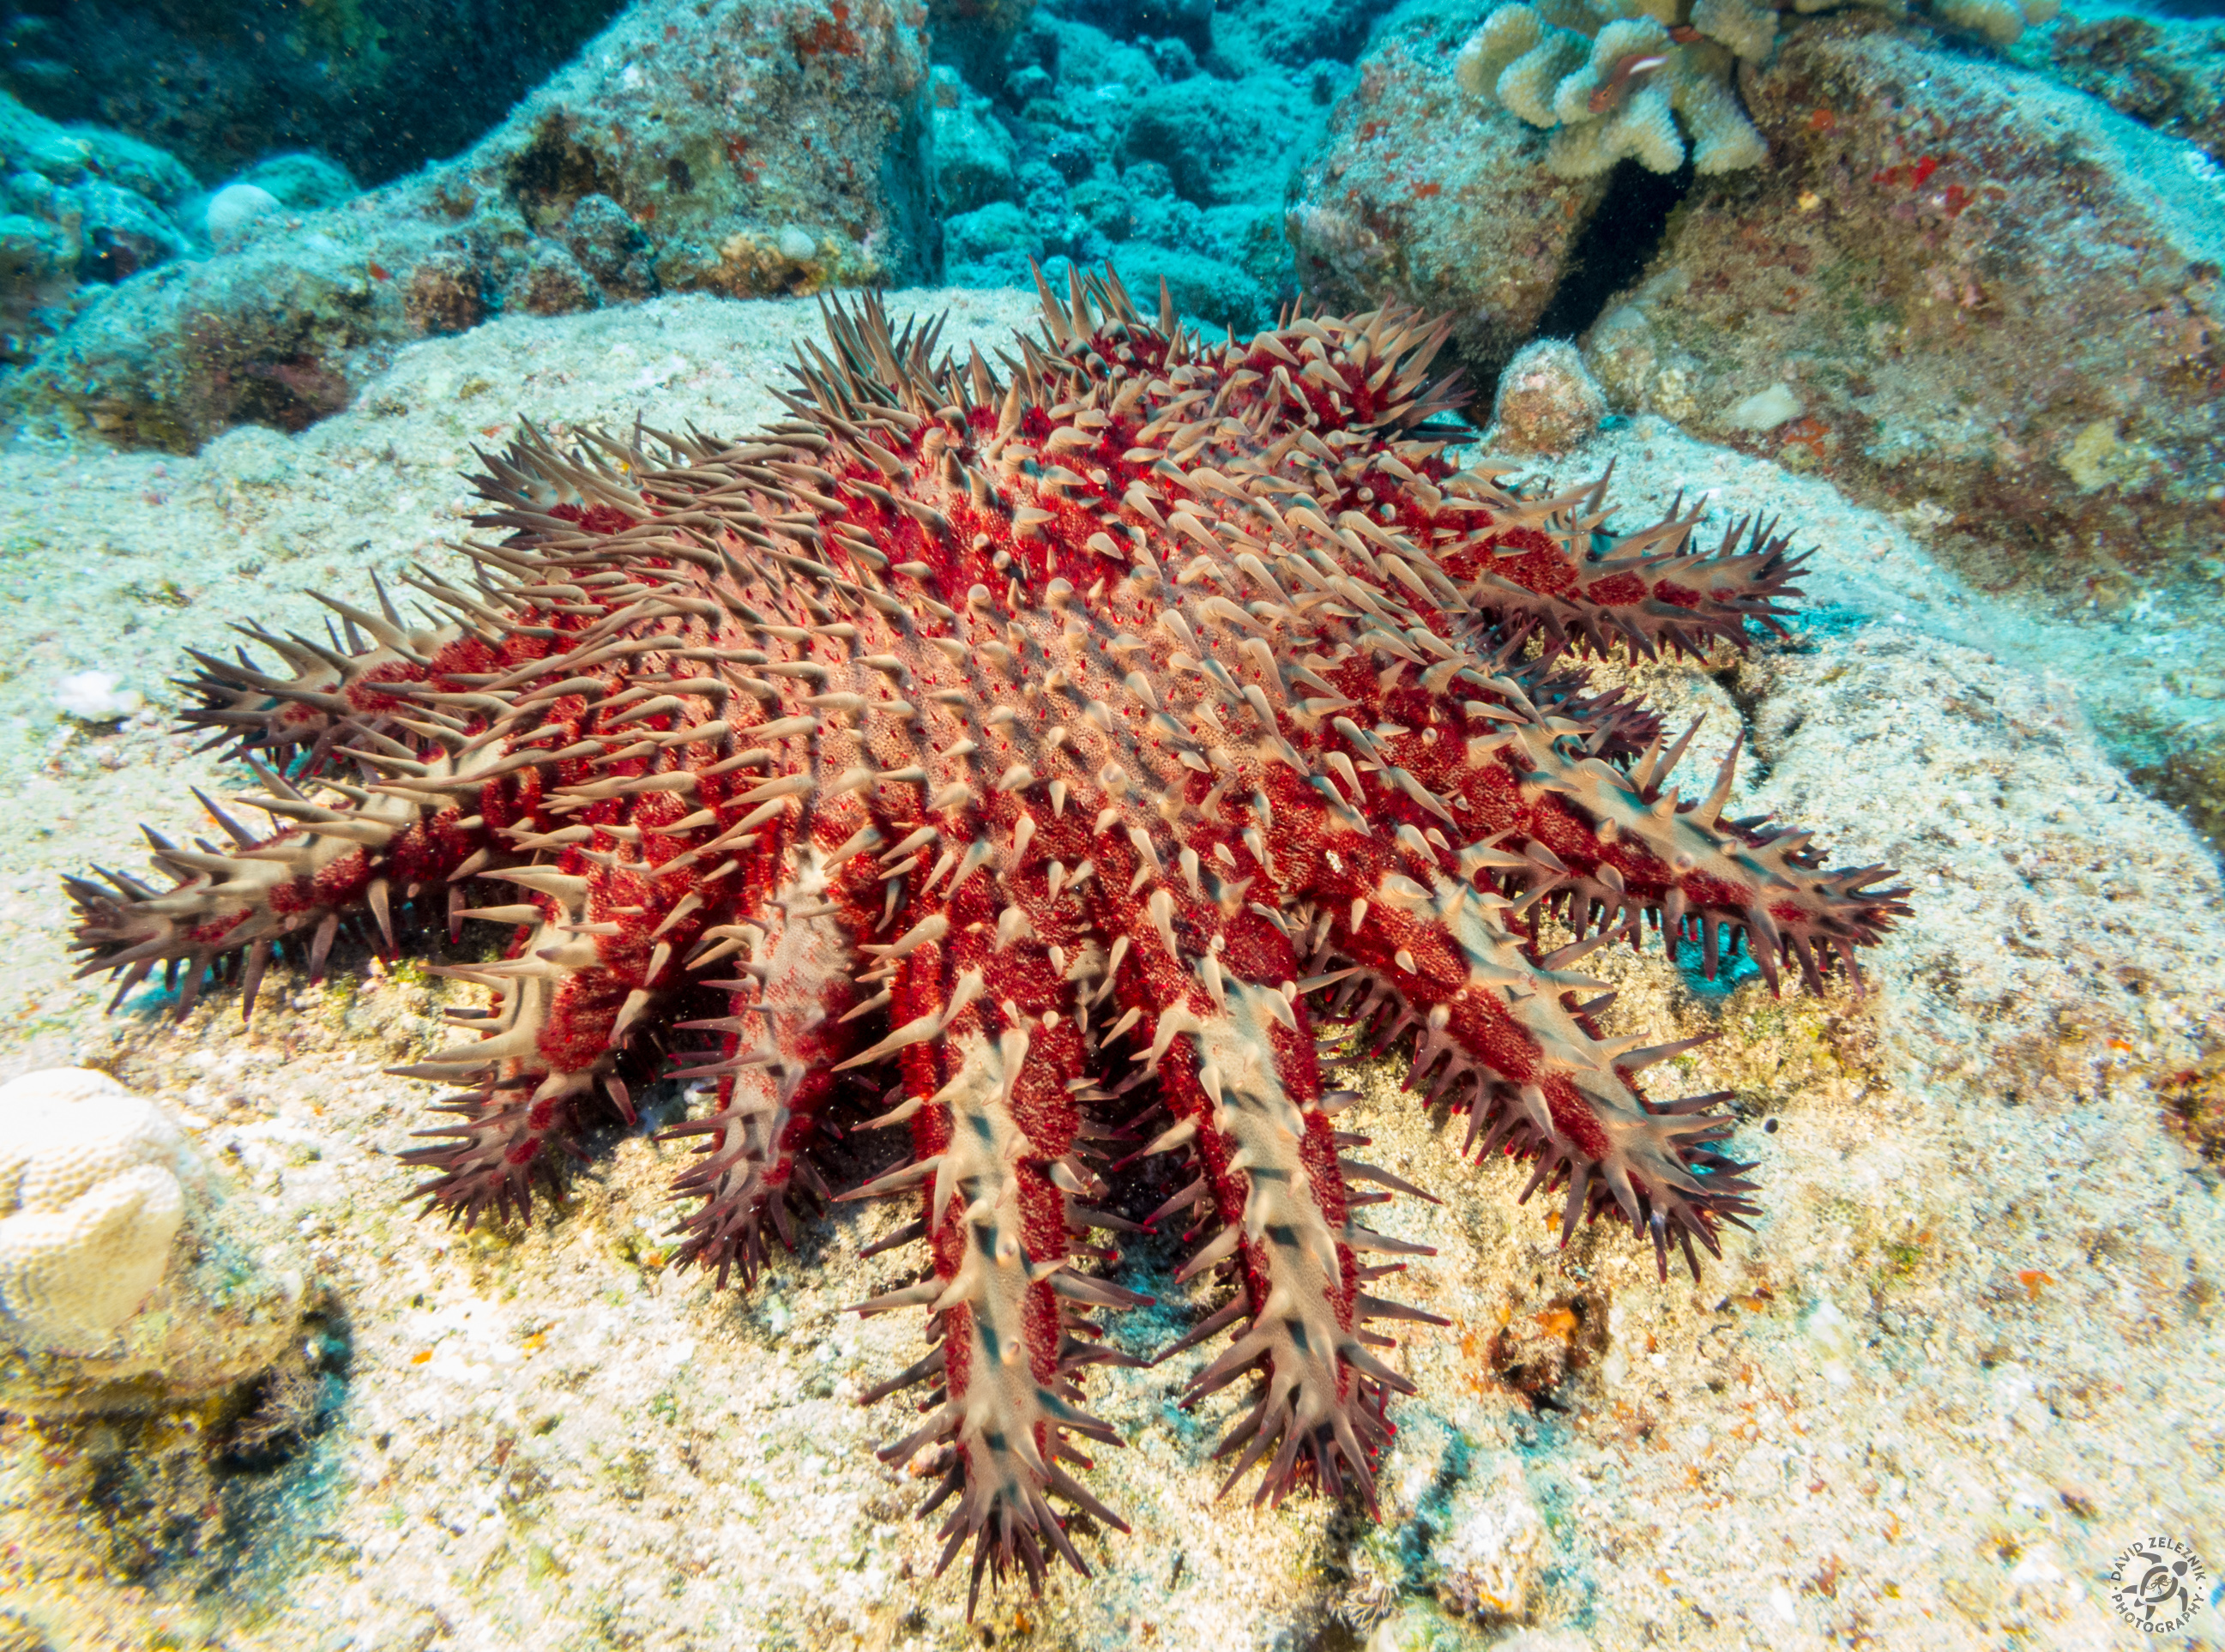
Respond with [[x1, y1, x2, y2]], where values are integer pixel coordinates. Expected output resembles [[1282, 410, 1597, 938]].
[[0, 1069, 196, 1355], [1457, 0, 2060, 177]]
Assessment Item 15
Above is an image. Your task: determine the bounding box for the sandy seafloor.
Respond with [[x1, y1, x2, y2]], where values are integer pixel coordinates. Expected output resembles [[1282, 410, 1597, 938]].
[[0, 288, 2219, 1652]]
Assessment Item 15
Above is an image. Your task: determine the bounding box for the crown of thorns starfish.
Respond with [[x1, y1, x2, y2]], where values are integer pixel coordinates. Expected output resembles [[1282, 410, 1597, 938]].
[[67, 266, 1907, 1611]]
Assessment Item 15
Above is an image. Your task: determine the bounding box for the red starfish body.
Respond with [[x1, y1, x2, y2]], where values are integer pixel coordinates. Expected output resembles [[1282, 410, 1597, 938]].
[[68, 268, 1907, 1609]]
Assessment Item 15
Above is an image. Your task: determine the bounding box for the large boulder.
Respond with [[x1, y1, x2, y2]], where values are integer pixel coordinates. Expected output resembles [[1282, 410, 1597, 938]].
[[1287, 0, 1608, 388], [1582, 16, 2225, 598], [5, 0, 936, 451]]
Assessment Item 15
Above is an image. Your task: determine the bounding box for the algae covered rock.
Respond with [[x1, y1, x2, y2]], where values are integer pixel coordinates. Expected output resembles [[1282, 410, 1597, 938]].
[[1580, 16, 2225, 597], [5, 0, 936, 451], [1486, 335, 1607, 453], [1290, 0, 1608, 383], [0, 1069, 304, 1415]]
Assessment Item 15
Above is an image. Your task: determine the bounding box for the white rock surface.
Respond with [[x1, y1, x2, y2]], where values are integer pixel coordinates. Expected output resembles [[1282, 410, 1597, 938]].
[[203, 181, 279, 249], [0, 1068, 196, 1354], [1431, 1454, 1548, 1618]]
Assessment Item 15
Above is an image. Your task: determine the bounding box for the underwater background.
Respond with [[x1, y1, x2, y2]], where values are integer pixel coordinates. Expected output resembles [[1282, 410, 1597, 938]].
[[0, 0, 2222, 1647]]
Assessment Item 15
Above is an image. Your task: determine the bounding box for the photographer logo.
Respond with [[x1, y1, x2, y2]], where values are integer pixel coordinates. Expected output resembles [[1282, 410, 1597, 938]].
[[2107, 1537, 2208, 1634]]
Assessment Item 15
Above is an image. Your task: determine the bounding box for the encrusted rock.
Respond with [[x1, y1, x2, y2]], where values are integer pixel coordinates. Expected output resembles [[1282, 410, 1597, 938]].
[[1578, 16, 2225, 597], [0, 1069, 304, 1414], [4, 0, 935, 450], [1289, 0, 1608, 386], [403, 249, 490, 337], [560, 193, 660, 301], [504, 239, 603, 317], [1487, 337, 1607, 454]]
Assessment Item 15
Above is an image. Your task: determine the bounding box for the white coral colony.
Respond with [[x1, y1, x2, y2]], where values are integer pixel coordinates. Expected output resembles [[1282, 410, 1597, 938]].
[[1457, 0, 2059, 176], [0, 1069, 197, 1355], [1456, 0, 1771, 177]]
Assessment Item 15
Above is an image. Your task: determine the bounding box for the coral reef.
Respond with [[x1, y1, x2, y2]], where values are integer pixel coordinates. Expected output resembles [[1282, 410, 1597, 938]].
[[4, 0, 937, 450], [64, 271, 1902, 1607], [934, 68, 1023, 216], [0, 1069, 304, 1414], [938, 4, 1343, 335]]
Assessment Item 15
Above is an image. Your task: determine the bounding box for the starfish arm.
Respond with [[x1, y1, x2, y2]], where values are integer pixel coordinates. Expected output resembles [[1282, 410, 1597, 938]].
[[1444, 503, 1813, 661], [1305, 854, 1758, 1280], [661, 846, 866, 1287], [846, 893, 1141, 1617], [1275, 649, 1908, 997], [1144, 962, 1431, 1509], [64, 748, 495, 1018]]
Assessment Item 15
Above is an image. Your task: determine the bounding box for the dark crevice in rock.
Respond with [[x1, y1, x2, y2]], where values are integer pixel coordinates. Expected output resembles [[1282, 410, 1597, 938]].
[[1530, 158, 1690, 345]]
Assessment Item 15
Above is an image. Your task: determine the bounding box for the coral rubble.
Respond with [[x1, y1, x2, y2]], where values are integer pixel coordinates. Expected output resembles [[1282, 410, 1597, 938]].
[[65, 271, 1902, 1606]]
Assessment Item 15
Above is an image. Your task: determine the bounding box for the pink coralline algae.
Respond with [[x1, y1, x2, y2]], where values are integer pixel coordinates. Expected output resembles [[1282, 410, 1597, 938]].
[[68, 269, 1908, 1609]]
